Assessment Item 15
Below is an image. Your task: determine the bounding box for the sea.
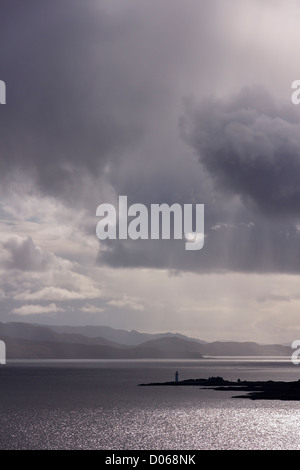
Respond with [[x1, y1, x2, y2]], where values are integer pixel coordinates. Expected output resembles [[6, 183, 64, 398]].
[[0, 357, 299, 450]]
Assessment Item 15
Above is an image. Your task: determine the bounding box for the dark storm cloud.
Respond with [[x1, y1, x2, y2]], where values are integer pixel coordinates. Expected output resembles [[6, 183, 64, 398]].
[[180, 86, 300, 216], [97, 84, 300, 274], [0, 0, 144, 200]]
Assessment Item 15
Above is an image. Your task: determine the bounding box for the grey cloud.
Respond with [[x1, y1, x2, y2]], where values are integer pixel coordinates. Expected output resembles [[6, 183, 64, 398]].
[[181, 86, 300, 216], [2, 236, 54, 272]]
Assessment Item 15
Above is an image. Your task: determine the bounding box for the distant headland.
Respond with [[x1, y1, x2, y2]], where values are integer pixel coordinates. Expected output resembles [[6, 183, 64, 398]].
[[139, 376, 300, 401]]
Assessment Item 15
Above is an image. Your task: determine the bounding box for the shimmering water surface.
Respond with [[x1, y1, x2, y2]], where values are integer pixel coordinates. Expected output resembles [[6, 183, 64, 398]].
[[0, 358, 300, 450]]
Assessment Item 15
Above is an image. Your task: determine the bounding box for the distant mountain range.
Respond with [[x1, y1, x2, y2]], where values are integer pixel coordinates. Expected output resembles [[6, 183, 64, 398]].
[[0, 322, 292, 359], [40, 324, 208, 346]]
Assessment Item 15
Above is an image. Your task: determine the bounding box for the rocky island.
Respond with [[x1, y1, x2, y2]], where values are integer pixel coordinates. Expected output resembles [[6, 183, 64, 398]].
[[139, 376, 300, 401]]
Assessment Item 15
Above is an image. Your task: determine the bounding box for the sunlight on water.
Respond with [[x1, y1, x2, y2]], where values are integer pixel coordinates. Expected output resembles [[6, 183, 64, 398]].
[[1, 397, 300, 449], [0, 361, 300, 449]]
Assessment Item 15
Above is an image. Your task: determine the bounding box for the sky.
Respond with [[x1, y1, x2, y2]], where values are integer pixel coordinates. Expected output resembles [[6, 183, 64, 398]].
[[1, 0, 300, 343]]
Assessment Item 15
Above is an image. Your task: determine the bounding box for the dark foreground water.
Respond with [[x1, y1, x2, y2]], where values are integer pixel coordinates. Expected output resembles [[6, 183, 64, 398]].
[[0, 358, 299, 450]]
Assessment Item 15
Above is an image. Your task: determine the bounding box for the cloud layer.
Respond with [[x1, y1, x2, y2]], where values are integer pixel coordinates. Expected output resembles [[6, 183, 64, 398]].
[[1, 1, 300, 341]]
